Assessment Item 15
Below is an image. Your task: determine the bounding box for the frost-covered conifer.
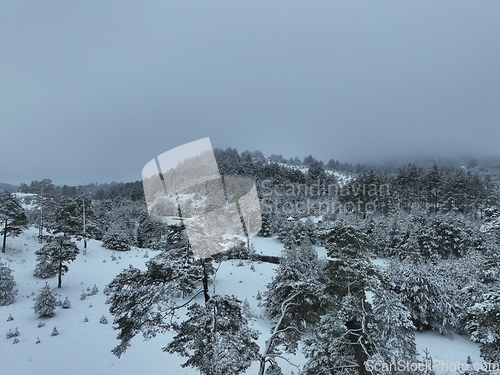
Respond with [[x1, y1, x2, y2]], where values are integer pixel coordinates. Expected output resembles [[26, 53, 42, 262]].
[[102, 228, 131, 251], [0, 262, 17, 305], [467, 292, 500, 362], [33, 283, 57, 318], [61, 296, 71, 309], [264, 239, 328, 353], [164, 295, 260, 375]]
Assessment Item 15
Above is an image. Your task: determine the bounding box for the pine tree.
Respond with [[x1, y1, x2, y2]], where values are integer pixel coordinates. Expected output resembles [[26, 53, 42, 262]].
[[0, 191, 28, 253], [302, 311, 358, 375], [387, 260, 457, 333], [102, 227, 131, 251], [107, 248, 208, 357], [52, 196, 81, 237], [33, 283, 57, 318], [34, 236, 79, 288], [0, 262, 17, 305], [467, 291, 500, 362], [264, 239, 329, 353], [164, 295, 260, 375], [61, 296, 71, 309], [33, 248, 59, 279], [370, 287, 418, 364]]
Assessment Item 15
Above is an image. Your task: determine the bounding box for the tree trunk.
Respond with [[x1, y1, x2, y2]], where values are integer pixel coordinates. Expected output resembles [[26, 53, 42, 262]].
[[202, 259, 210, 303], [2, 219, 7, 252], [58, 259, 62, 288]]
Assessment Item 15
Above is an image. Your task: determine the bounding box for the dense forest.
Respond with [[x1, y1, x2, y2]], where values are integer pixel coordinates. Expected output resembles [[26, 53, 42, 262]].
[[2, 149, 500, 375]]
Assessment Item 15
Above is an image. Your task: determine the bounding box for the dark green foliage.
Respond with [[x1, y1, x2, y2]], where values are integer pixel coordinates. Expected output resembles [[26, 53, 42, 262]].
[[34, 236, 79, 287], [164, 295, 260, 375], [0, 191, 28, 252], [107, 248, 208, 357], [467, 292, 500, 363], [265, 240, 329, 353], [0, 262, 17, 305], [102, 229, 131, 251], [33, 283, 57, 318]]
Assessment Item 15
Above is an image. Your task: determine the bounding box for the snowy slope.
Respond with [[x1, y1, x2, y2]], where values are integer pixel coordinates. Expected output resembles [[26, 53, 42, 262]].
[[0, 227, 482, 375]]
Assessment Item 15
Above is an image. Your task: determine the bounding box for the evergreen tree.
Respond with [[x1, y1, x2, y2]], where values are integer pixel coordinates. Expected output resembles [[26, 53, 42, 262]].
[[387, 260, 457, 333], [264, 240, 329, 353], [52, 196, 81, 237], [370, 287, 418, 365], [102, 227, 131, 251], [33, 248, 59, 279], [467, 292, 500, 363], [302, 311, 358, 375], [0, 191, 28, 253], [107, 247, 208, 357], [33, 283, 57, 317], [164, 295, 260, 375], [34, 236, 79, 288], [0, 262, 17, 305]]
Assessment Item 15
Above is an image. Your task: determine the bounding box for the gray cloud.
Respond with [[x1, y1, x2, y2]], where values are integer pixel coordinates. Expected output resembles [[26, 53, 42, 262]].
[[1, 1, 499, 185]]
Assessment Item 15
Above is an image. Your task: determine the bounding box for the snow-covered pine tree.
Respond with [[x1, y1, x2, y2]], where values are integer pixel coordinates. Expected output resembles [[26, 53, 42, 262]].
[[264, 239, 329, 354], [0, 191, 28, 253], [387, 260, 458, 333], [258, 212, 273, 237], [33, 247, 59, 279], [136, 212, 163, 249], [61, 296, 71, 309], [52, 196, 81, 238], [466, 291, 500, 363], [34, 236, 79, 288], [33, 283, 57, 318], [102, 227, 131, 251], [319, 219, 382, 374], [164, 294, 260, 375], [107, 247, 208, 357], [369, 287, 418, 365], [302, 311, 358, 375], [0, 262, 17, 305]]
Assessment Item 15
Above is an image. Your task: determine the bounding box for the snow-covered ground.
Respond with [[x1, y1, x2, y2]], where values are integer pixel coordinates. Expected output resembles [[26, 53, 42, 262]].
[[0, 227, 482, 374]]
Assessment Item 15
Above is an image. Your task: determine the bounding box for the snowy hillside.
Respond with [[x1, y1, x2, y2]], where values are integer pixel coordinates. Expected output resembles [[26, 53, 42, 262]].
[[0, 227, 484, 375]]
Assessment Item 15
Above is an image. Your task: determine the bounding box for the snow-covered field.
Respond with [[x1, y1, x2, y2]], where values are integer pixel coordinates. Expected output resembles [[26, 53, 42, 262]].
[[0, 227, 482, 375]]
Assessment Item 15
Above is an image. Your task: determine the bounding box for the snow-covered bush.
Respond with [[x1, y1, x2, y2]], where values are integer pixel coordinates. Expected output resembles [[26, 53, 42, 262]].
[[6, 327, 19, 339], [51, 326, 59, 336], [0, 262, 17, 305], [33, 251, 58, 279], [89, 284, 98, 296], [33, 283, 57, 318], [100, 315, 108, 324], [102, 230, 131, 251], [61, 296, 71, 309]]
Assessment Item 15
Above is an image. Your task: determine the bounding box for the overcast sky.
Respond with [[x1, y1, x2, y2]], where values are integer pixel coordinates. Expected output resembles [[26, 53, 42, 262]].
[[1, 1, 499, 185]]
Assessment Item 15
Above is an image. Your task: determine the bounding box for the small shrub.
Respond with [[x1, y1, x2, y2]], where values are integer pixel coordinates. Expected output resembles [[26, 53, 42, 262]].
[[6, 327, 19, 339], [61, 297, 71, 309]]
